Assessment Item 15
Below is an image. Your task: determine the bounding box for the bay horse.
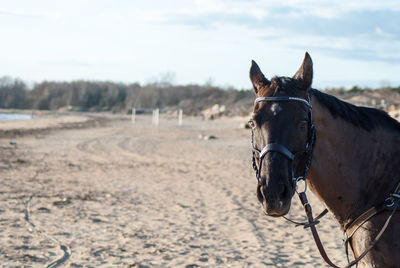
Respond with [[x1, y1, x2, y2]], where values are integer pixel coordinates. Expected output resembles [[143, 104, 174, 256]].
[[248, 53, 400, 267]]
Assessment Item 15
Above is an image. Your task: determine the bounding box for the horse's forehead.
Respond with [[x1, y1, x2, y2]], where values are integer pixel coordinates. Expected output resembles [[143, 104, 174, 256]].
[[254, 76, 303, 116], [280, 77, 292, 86], [277, 77, 296, 93], [270, 103, 282, 116], [257, 76, 295, 98]]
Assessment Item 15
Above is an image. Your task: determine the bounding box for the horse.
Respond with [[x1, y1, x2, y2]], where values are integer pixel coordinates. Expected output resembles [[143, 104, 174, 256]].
[[248, 52, 400, 267]]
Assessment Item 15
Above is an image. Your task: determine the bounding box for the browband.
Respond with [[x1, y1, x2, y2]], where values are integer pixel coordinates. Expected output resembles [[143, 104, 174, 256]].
[[254, 96, 311, 108]]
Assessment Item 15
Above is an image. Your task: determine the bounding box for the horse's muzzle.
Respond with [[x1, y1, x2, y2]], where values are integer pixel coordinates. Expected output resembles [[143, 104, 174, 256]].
[[257, 183, 291, 216]]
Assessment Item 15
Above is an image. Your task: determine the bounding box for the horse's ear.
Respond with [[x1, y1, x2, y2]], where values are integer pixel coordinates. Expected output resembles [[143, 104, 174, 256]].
[[293, 52, 313, 90], [250, 60, 270, 94]]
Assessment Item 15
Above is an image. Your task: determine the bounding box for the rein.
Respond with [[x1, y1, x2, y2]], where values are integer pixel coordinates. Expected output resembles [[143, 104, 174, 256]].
[[250, 94, 400, 268]]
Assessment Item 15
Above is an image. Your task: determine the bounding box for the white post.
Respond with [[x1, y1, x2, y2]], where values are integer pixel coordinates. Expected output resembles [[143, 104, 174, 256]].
[[152, 108, 159, 126], [178, 109, 183, 126], [132, 108, 136, 124], [155, 108, 159, 126]]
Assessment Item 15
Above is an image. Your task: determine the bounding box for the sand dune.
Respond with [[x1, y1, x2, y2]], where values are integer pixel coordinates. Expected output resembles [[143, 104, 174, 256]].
[[0, 114, 347, 267]]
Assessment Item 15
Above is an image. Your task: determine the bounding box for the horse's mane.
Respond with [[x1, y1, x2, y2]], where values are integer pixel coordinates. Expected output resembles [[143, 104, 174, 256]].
[[310, 88, 400, 132]]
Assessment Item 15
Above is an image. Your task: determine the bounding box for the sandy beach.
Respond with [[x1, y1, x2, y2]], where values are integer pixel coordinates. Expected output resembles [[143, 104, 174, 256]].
[[0, 113, 347, 267]]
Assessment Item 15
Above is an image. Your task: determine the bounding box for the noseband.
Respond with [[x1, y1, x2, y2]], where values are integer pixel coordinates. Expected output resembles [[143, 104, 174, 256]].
[[251, 95, 316, 186]]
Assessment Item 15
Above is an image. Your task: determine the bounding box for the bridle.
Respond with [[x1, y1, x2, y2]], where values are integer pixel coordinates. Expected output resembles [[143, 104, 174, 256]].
[[250, 95, 315, 188], [250, 93, 400, 268]]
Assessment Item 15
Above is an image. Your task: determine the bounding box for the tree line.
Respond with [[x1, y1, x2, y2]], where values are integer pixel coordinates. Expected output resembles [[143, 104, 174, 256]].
[[0, 76, 254, 115], [1, 76, 399, 115]]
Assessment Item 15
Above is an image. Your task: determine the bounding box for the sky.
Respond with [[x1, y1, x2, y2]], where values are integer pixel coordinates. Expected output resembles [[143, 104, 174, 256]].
[[0, 0, 400, 89]]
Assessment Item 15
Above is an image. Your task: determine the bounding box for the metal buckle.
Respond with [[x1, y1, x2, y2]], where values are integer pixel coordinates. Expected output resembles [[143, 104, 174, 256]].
[[295, 177, 307, 194], [385, 193, 400, 208], [385, 197, 395, 207]]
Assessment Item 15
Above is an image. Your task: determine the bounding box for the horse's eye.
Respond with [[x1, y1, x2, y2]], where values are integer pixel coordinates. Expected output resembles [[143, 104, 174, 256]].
[[299, 121, 308, 131], [248, 120, 256, 129]]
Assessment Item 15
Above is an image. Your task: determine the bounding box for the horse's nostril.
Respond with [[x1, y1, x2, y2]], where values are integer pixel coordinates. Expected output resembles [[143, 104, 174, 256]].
[[257, 184, 264, 203], [281, 184, 288, 198], [261, 185, 267, 202]]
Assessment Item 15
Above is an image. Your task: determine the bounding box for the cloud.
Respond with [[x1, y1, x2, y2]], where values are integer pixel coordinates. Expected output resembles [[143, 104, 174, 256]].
[[152, 2, 400, 39], [1, 0, 399, 87], [142, 1, 399, 37], [0, 8, 59, 19], [139, 0, 400, 64], [292, 43, 400, 63], [38, 60, 93, 68]]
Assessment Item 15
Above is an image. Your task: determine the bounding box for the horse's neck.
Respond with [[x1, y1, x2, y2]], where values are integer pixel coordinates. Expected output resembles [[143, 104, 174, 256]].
[[307, 98, 400, 229]]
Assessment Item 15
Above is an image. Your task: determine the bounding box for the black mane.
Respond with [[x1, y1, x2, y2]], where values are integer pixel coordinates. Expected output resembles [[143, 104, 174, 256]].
[[310, 88, 400, 132]]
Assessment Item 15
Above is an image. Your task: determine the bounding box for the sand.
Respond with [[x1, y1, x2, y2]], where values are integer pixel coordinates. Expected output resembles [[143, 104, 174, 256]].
[[0, 114, 347, 267]]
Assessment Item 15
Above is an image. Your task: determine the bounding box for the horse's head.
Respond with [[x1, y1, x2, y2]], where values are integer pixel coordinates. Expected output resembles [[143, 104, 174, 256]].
[[249, 53, 314, 217]]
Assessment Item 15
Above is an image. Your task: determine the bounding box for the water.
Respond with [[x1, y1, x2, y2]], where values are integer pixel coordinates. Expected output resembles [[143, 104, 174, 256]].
[[0, 113, 32, 120]]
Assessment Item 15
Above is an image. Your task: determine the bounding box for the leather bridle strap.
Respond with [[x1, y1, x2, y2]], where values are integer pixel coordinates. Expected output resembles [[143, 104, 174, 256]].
[[298, 192, 341, 268], [345, 181, 400, 242], [259, 143, 295, 160], [283, 208, 328, 227], [343, 181, 400, 266], [299, 181, 400, 268]]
